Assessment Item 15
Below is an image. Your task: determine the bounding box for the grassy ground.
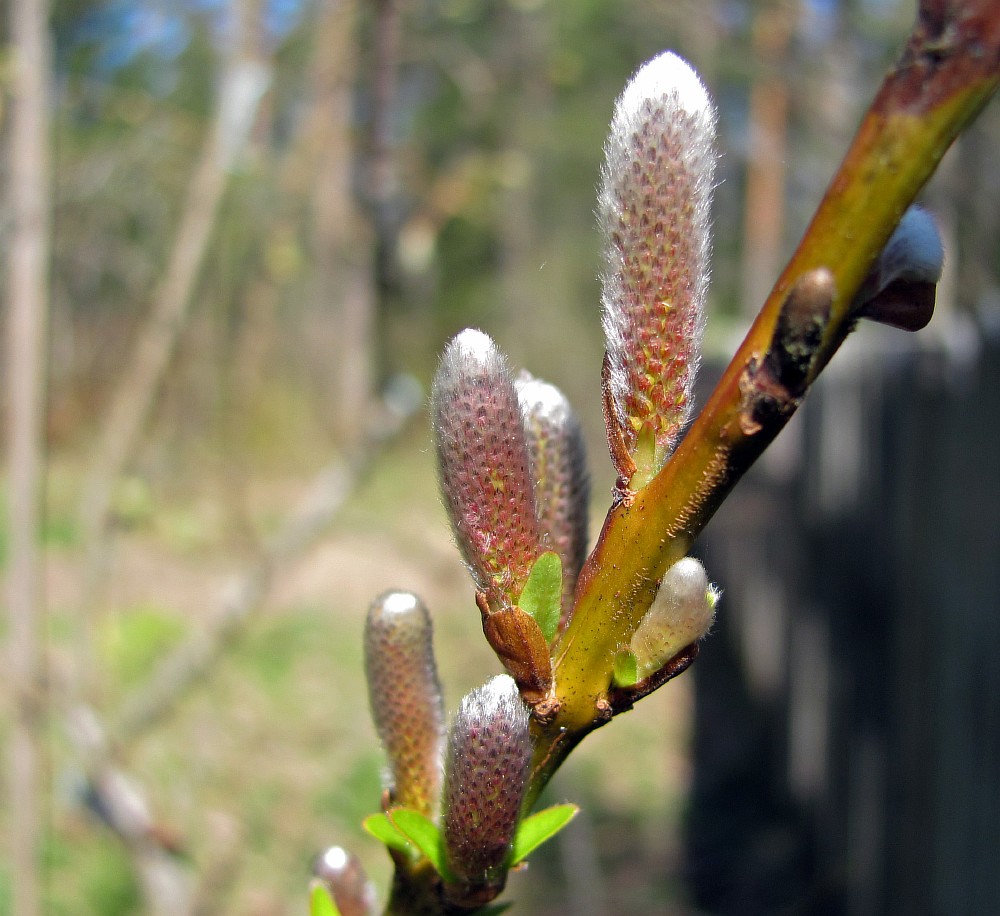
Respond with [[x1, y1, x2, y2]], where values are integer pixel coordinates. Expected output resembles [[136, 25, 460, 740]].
[[2, 422, 698, 915]]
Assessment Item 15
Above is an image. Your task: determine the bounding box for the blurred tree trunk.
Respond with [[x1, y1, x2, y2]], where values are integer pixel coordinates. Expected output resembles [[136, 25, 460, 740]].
[[494, 3, 557, 371], [5, 1, 53, 913], [74, 0, 270, 685], [740, 2, 796, 315], [308, 0, 369, 448], [307, 0, 400, 448]]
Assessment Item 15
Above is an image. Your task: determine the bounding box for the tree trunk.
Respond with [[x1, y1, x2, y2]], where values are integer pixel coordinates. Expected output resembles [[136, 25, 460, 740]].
[[5, 1, 53, 913], [740, 3, 796, 315]]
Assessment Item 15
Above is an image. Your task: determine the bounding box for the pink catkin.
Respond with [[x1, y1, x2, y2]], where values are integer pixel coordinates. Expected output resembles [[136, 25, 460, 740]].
[[432, 330, 544, 608], [442, 675, 532, 902], [364, 591, 444, 817], [599, 51, 717, 484], [516, 372, 589, 621]]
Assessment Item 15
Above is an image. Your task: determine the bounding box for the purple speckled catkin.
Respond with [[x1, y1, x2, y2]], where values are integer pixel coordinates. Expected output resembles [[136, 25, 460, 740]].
[[432, 330, 544, 609], [442, 675, 532, 904], [516, 372, 589, 623], [599, 51, 717, 488], [364, 591, 444, 816]]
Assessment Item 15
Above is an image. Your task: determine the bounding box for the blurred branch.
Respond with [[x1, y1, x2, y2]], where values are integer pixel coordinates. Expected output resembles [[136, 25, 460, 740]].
[[68, 707, 197, 916], [4, 0, 53, 913], [74, 9, 272, 644], [66, 396, 413, 913], [111, 399, 415, 744]]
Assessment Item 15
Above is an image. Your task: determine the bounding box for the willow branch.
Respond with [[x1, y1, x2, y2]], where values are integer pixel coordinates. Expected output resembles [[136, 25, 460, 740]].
[[542, 0, 1000, 755]]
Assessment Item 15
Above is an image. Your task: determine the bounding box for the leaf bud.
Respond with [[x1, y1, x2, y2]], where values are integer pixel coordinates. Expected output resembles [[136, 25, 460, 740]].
[[854, 205, 943, 332]]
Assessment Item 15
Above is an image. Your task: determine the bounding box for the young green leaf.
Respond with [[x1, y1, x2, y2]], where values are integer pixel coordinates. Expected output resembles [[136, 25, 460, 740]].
[[361, 813, 415, 857], [517, 551, 563, 643], [509, 804, 579, 866], [388, 808, 454, 882], [612, 648, 639, 688], [309, 883, 342, 916]]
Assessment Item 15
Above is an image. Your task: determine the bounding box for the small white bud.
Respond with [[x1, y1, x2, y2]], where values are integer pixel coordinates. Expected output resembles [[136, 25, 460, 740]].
[[630, 557, 716, 678]]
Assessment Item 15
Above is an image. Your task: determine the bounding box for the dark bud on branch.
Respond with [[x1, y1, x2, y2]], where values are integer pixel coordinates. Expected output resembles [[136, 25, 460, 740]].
[[853, 205, 944, 332]]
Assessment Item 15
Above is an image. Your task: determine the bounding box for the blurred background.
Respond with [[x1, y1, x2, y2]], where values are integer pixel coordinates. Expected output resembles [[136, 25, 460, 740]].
[[2, 0, 999, 913]]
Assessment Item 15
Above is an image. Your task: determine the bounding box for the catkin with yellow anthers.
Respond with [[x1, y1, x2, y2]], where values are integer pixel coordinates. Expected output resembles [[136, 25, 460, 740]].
[[516, 371, 589, 622], [432, 329, 545, 609], [442, 675, 532, 907], [599, 51, 717, 489], [630, 557, 716, 679], [364, 591, 444, 816]]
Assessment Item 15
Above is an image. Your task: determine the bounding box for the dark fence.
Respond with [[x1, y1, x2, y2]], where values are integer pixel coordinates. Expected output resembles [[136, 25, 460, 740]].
[[686, 320, 1000, 916]]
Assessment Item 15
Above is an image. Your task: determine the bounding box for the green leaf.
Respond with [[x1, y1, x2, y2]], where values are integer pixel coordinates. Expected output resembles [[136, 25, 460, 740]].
[[362, 812, 415, 857], [478, 905, 513, 915], [509, 803, 579, 865], [518, 551, 563, 643], [309, 883, 342, 916], [612, 648, 639, 687], [388, 808, 454, 881]]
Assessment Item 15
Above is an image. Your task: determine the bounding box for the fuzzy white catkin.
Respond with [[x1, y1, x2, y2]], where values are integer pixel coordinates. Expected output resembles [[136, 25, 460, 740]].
[[599, 51, 717, 485]]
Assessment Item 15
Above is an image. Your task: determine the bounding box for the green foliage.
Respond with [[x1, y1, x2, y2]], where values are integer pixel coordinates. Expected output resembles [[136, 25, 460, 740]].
[[42, 830, 141, 916], [517, 551, 563, 643], [363, 800, 579, 884], [98, 604, 187, 689], [508, 804, 579, 866], [612, 648, 639, 688], [388, 809, 454, 882], [310, 883, 343, 916], [362, 813, 417, 858]]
